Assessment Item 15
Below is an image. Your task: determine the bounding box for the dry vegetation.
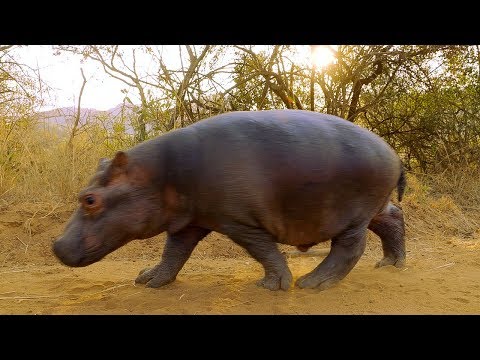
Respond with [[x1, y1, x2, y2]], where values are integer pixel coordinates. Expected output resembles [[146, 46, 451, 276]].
[[0, 122, 117, 204]]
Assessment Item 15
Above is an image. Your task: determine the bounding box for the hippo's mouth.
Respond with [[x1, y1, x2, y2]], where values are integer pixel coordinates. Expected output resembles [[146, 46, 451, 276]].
[[53, 238, 113, 267], [74, 250, 105, 267], [73, 240, 124, 267]]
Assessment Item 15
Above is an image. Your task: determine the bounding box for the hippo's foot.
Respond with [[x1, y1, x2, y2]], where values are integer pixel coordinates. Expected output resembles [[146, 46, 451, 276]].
[[135, 267, 176, 288], [134, 227, 210, 289], [375, 256, 406, 268], [295, 271, 341, 290], [255, 268, 293, 291]]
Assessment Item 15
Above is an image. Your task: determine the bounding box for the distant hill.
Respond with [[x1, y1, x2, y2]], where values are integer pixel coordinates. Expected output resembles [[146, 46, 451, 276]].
[[36, 103, 137, 130], [35, 101, 220, 137]]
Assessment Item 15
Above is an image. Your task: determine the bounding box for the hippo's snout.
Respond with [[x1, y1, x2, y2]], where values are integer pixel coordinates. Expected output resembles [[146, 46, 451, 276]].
[[52, 237, 85, 267]]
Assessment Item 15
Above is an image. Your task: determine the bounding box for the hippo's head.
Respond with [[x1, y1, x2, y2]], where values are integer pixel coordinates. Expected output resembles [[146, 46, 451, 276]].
[[52, 151, 171, 267]]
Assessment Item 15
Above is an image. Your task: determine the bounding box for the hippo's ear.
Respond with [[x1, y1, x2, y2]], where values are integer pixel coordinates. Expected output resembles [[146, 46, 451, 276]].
[[102, 151, 129, 186], [111, 151, 128, 169]]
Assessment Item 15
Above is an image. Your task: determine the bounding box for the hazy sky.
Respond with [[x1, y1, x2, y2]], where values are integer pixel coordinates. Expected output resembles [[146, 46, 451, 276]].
[[16, 45, 130, 111], [15, 45, 333, 112]]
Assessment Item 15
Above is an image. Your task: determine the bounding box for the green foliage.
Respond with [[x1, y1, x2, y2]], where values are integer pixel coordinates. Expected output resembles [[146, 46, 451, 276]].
[[354, 46, 480, 172]]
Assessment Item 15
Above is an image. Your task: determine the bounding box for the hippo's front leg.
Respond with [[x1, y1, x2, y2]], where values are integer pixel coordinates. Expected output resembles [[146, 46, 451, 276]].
[[135, 226, 210, 288], [224, 225, 293, 291]]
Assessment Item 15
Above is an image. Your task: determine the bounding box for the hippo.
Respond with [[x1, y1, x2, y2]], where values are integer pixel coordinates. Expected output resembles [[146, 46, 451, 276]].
[[53, 109, 406, 291]]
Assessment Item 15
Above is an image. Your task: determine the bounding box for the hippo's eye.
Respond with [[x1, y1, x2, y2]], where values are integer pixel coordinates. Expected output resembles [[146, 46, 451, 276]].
[[82, 194, 100, 209], [81, 193, 103, 214]]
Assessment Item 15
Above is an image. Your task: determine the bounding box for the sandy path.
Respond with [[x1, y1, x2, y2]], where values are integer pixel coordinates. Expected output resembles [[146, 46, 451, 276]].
[[1, 242, 478, 314]]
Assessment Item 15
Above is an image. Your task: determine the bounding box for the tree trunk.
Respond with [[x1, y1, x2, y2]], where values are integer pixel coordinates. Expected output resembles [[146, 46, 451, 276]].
[[310, 66, 315, 111], [347, 60, 383, 122]]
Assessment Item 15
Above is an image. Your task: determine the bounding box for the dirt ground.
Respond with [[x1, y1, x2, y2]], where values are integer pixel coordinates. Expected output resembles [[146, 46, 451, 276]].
[[0, 203, 479, 315]]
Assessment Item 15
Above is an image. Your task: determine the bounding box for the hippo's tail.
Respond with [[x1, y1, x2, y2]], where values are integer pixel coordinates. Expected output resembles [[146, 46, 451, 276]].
[[397, 164, 406, 202]]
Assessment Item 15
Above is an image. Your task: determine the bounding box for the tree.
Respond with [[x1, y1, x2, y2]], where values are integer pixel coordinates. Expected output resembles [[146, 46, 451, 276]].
[[230, 45, 306, 110], [1, 45, 46, 181], [56, 45, 237, 138], [0, 45, 44, 117]]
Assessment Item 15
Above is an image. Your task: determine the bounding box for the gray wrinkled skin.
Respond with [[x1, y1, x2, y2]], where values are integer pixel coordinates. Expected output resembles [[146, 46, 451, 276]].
[[53, 109, 406, 291]]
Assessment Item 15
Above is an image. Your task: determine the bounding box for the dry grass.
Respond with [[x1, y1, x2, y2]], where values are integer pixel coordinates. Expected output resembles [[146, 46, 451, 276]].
[[402, 172, 480, 246], [0, 122, 122, 205]]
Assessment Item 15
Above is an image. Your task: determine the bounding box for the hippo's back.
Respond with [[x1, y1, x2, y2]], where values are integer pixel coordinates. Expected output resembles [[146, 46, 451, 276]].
[[190, 110, 400, 181], [192, 110, 395, 157]]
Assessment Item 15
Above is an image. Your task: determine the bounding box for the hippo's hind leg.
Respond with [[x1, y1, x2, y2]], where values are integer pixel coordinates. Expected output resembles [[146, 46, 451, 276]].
[[296, 224, 367, 290], [225, 225, 293, 291], [368, 202, 406, 268], [135, 226, 210, 288]]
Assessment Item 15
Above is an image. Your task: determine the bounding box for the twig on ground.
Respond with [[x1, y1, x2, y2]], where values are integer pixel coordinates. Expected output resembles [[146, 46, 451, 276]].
[[0, 283, 130, 302], [0, 294, 61, 300], [225, 300, 251, 308], [284, 248, 330, 258], [1, 251, 14, 267], [0, 269, 27, 274], [95, 283, 130, 295], [0, 187, 14, 198], [16, 236, 28, 254], [428, 262, 455, 271], [40, 201, 64, 218]]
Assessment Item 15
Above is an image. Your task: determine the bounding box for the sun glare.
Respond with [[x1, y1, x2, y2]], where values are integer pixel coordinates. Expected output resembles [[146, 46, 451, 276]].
[[311, 46, 336, 69]]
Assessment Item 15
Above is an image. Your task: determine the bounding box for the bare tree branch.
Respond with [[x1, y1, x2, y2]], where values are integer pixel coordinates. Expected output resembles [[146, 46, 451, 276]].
[[0, 45, 14, 52], [68, 68, 87, 148]]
